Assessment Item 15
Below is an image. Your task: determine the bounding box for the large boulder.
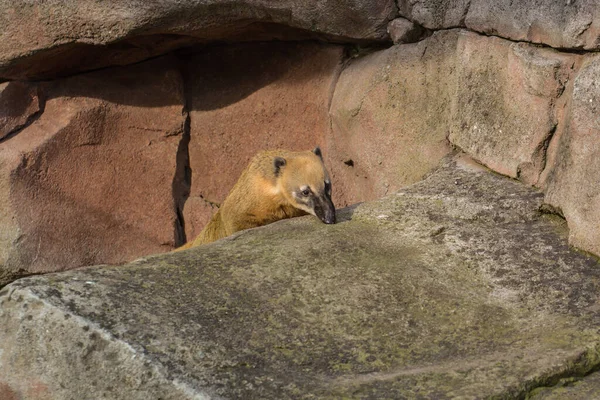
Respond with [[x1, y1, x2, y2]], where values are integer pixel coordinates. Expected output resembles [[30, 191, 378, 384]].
[[448, 31, 576, 184], [0, 57, 186, 287], [0, 0, 396, 80], [182, 42, 344, 241], [328, 31, 455, 207], [543, 55, 600, 257], [397, 0, 600, 50], [2, 156, 600, 399]]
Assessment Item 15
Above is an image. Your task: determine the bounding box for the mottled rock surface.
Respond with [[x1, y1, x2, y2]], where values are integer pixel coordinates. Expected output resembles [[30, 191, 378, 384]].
[[529, 371, 600, 399], [0, 57, 186, 287], [2, 155, 600, 399], [543, 54, 600, 257], [397, 0, 600, 50], [0, 82, 40, 141], [0, 0, 396, 80], [329, 31, 455, 207], [386, 17, 429, 44], [449, 31, 576, 184], [183, 42, 344, 242]]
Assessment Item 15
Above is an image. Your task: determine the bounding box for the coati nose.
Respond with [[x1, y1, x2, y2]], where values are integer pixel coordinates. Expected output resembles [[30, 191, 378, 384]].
[[323, 211, 336, 224], [314, 195, 336, 224], [321, 201, 336, 224]]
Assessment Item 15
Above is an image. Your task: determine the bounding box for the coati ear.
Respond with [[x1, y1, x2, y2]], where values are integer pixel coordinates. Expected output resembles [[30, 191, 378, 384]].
[[273, 156, 286, 177], [313, 146, 323, 160]]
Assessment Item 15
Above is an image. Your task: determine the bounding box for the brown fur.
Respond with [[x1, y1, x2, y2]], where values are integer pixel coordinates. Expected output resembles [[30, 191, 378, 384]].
[[176, 149, 333, 250]]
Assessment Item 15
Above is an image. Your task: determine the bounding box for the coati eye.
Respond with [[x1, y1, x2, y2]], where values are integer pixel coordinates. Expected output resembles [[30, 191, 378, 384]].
[[301, 188, 311, 197]]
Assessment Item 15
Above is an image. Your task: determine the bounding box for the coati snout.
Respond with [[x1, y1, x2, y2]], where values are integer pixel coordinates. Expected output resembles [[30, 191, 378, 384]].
[[175, 147, 335, 251]]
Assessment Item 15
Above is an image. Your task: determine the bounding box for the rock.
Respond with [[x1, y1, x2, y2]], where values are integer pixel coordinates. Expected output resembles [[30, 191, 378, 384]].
[[387, 17, 429, 44], [529, 371, 600, 399], [543, 55, 600, 257], [0, 57, 186, 286], [397, 0, 600, 50], [397, 0, 471, 29], [0, 0, 397, 80], [0, 383, 19, 400], [183, 42, 344, 241], [3, 155, 600, 399], [0, 82, 40, 141], [329, 31, 455, 207], [448, 31, 576, 184]]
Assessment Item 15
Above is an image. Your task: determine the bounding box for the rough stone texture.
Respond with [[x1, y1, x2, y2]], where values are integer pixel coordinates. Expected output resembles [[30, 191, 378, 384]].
[[448, 31, 577, 184], [543, 55, 600, 257], [183, 42, 343, 242], [529, 371, 600, 399], [328, 30, 455, 207], [397, 0, 600, 50], [386, 17, 429, 44], [0, 82, 41, 141], [0, 0, 396, 80], [3, 155, 600, 399], [0, 57, 186, 287]]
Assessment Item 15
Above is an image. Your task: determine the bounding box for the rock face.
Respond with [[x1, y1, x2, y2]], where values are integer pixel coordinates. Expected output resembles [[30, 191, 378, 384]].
[[397, 0, 600, 50], [3, 2, 600, 397], [543, 55, 600, 257], [328, 28, 600, 256], [183, 42, 344, 242], [329, 31, 455, 207], [328, 28, 577, 205], [0, 57, 186, 287], [0, 82, 40, 141], [448, 31, 576, 184], [529, 371, 600, 399], [2, 156, 600, 399], [0, 0, 397, 80], [0, 0, 599, 313], [386, 17, 430, 44]]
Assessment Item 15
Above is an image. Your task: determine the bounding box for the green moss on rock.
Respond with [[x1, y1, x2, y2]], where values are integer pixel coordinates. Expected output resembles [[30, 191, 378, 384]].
[[2, 156, 600, 399]]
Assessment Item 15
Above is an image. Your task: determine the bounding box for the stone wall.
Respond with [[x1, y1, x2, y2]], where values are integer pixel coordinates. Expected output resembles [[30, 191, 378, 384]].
[[1, 1, 600, 285], [0, 58, 186, 284]]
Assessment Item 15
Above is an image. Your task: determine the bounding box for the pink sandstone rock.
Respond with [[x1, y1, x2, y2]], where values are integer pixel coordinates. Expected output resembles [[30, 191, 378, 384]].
[[0, 81, 40, 141], [182, 42, 344, 241], [397, 0, 600, 50], [0, 0, 396, 80], [329, 31, 456, 207], [0, 57, 186, 285], [448, 32, 577, 185], [543, 55, 600, 256]]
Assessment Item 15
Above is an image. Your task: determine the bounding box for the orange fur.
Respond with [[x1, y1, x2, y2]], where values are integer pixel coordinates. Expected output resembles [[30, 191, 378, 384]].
[[176, 149, 333, 250]]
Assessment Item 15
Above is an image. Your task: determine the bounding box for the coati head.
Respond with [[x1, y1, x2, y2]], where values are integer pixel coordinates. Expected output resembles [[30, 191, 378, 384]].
[[273, 147, 336, 224]]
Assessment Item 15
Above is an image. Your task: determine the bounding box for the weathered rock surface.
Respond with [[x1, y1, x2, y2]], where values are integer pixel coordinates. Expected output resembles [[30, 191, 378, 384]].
[[386, 17, 429, 44], [2, 155, 600, 399], [328, 28, 579, 207], [328, 31, 455, 207], [0, 57, 186, 287], [397, 0, 600, 50], [448, 31, 577, 184], [183, 42, 343, 241], [543, 55, 600, 257], [0, 0, 396, 80], [529, 371, 600, 399], [0, 82, 41, 141]]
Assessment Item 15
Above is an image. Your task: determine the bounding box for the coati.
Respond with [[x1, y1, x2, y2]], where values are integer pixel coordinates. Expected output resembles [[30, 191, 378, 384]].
[[176, 147, 335, 250]]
